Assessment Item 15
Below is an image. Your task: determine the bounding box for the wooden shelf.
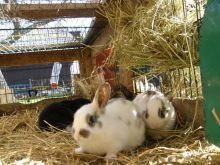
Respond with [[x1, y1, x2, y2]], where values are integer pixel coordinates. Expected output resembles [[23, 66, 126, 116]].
[[2, 3, 103, 19], [0, 48, 90, 67]]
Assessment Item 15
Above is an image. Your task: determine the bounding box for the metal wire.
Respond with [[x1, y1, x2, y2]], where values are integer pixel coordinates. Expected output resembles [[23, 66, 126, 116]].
[[0, 0, 105, 54], [0, 61, 80, 104]]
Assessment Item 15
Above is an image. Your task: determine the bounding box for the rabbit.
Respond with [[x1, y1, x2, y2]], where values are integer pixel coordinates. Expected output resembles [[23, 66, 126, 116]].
[[133, 90, 176, 139], [38, 98, 91, 131], [111, 84, 134, 101], [133, 90, 163, 114], [71, 82, 146, 159]]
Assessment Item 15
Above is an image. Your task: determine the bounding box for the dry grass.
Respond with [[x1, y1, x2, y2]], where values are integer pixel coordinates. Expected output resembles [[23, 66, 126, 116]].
[[0, 109, 220, 165], [160, 66, 202, 97], [97, 0, 207, 97], [99, 0, 206, 71], [0, 1, 217, 164], [74, 69, 105, 100]]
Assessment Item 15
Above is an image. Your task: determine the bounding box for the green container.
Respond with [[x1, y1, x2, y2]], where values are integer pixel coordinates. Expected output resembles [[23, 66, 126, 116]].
[[199, 0, 220, 146]]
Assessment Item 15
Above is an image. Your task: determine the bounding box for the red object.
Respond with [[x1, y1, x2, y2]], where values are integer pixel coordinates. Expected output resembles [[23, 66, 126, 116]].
[[96, 48, 117, 86], [51, 82, 58, 89], [96, 48, 111, 66]]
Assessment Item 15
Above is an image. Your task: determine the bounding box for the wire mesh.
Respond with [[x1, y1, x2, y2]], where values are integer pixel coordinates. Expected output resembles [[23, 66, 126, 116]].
[[133, 66, 202, 98], [131, 0, 206, 98], [0, 18, 97, 54], [0, 0, 106, 104], [0, 0, 106, 54], [0, 26, 92, 53], [0, 0, 104, 4], [0, 61, 80, 104]]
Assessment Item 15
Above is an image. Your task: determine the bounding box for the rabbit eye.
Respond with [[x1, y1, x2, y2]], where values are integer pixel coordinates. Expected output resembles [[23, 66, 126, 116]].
[[144, 109, 149, 118], [86, 114, 97, 127], [158, 107, 168, 118]]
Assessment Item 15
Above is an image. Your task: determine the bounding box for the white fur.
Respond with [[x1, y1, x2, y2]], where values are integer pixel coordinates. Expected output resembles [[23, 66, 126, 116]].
[[133, 90, 163, 114], [133, 90, 176, 139], [72, 84, 145, 159], [144, 95, 176, 130]]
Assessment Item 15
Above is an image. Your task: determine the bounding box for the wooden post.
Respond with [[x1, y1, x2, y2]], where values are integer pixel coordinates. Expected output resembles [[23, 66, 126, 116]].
[[117, 68, 134, 92], [0, 49, 82, 67], [79, 48, 93, 78]]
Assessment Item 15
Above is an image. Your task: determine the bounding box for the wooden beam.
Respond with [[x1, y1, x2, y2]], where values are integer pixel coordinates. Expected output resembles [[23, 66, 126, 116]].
[[84, 17, 108, 45], [2, 3, 103, 19], [80, 48, 93, 78], [0, 95, 84, 115], [0, 48, 91, 67]]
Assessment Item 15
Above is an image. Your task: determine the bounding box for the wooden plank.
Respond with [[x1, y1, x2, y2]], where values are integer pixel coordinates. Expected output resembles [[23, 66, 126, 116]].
[[2, 3, 103, 19], [84, 17, 108, 45], [80, 48, 93, 78], [172, 98, 204, 128], [0, 95, 84, 115], [0, 48, 91, 67]]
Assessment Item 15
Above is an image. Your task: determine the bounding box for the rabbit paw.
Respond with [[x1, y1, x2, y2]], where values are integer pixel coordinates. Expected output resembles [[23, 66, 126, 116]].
[[105, 153, 117, 159], [74, 147, 84, 154]]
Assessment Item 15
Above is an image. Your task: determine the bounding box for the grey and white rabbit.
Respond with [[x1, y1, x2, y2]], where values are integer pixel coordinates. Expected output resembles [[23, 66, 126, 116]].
[[133, 90, 176, 139], [72, 82, 145, 159]]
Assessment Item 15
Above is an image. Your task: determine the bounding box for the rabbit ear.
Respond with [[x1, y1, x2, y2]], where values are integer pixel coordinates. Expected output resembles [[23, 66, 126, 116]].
[[93, 82, 111, 114], [164, 91, 173, 102]]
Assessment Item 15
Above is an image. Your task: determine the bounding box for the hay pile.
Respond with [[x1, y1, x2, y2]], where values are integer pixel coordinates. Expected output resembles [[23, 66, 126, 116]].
[[97, 0, 206, 97], [75, 69, 106, 100], [100, 0, 206, 73], [0, 109, 220, 164]]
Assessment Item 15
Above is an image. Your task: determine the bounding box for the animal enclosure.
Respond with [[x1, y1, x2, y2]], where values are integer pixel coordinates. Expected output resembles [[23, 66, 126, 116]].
[[0, 0, 99, 104], [0, 0, 220, 164]]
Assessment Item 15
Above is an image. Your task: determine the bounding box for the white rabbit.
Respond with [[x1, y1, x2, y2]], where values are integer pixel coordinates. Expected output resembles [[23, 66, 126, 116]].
[[72, 82, 146, 159], [133, 90, 163, 114], [133, 90, 176, 139]]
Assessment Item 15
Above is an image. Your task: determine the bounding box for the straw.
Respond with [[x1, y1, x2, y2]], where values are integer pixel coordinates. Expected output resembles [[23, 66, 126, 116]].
[[0, 109, 219, 164]]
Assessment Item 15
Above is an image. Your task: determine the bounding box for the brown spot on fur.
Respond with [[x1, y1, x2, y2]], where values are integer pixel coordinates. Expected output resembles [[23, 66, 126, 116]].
[[111, 91, 125, 99], [111, 84, 134, 100], [146, 90, 157, 96], [144, 110, 149, 119], [79, 128, 90, 138]]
